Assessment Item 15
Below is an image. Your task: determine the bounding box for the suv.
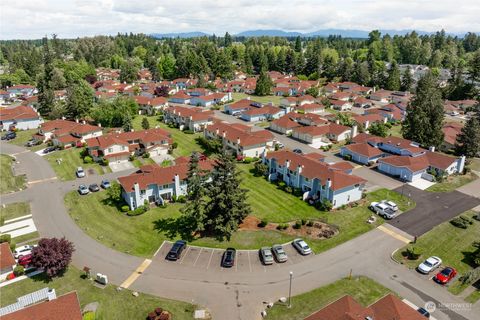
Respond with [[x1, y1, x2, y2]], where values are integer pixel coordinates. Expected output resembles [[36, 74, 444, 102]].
[[381, 200, 398, 212], [166, 240, 187, 261], [76, 167, 85, 178], [292, 238, 312, 255], [259, 247, 274, 265], [221, 248, 236, 268], [1, 131, 16, 141], [370, 202, 397, 219]]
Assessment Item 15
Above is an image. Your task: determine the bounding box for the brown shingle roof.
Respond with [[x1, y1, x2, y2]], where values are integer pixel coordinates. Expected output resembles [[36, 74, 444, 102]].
[[0, 242, 16, 270], [344, 142, 384, 158]]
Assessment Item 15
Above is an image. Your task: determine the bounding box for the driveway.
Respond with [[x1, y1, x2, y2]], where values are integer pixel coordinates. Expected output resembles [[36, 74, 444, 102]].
[[457, 176, 480, 198], [352, 166, 403, 191], [388, 185, 480, 237], [109, 161, 134, 172], [151, 154, 174, 165]]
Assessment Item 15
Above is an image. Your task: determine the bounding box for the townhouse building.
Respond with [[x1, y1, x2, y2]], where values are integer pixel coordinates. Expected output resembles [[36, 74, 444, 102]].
[[163, 106, 216, 132]]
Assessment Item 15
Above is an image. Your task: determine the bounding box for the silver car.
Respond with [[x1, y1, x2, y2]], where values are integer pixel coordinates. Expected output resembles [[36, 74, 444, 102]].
[[292, 238, 312, 255], [78, 184, 89, 195], [76, 167, 85, 178], [259, 247, 274, 265], [272, 244, 288, 262]]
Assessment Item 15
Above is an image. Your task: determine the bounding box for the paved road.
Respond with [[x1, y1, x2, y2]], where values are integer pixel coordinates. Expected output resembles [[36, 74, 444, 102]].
[[388, 184, 480, 236], [1, 141, 480, 320]]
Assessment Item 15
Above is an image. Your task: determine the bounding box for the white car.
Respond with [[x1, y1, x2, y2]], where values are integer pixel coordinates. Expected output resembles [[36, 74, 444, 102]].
[[381, 200, 398, 212], [418, 256, 442, 274], [14, 245, 34, 259], [369, 202, 397, 219], [292, 238, 312, 255], [78, 184, 90, 195], [76, 167, 85, 178]]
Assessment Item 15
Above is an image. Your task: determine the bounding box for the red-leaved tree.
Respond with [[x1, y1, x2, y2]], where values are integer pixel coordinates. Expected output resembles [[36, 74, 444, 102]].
[[154, 86, 170, 97], [31, 237, 75, 277]]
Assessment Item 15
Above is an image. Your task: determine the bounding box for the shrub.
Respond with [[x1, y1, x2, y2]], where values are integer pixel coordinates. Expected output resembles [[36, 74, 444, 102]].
[[278, 181, 286, 190], [405, 246, 421, 260], [315, 200, 333, 211], [0, 234, 11, 244], [83, 156, 93, 164], [82, 312, 96, 320], [343, 154, 352, 161], [176, 195, 186, 203], [183, 129, 194, 134], [285, 186, 293, 194], [243, 157, 255, 164], [258, 219, 268, 228], [253, 162, 269, 176], [306, 220, 314, 227], [142, 152, 150, 159], [129, 155, 135, 161], [293, 221, 302, 229], [101, 158, 109, 166], [301, 219, 307, 226], [13, 265, 25, 276], [128, 205, 148, 216], [450, 215, 473, 229], [121, 205, 130, 212], [171, 142, 178, 149]]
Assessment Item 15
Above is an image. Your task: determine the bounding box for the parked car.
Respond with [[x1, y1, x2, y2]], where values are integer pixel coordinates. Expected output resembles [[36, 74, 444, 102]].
[[101, 179, 111, 189], [292, 238, 312, 255], [89, 183, 100, 192], [221, 248, 236, 268], [369, 202, 397, 219], [417, 307, 430, 318], [18, 254, 32, 267], [417, 256, 442, 274], [78, 184, 89, 195], [275, 142, 285, 149], [1, 131, 16, 141], [166, 240, 187, 261], [43, 146, 57, 154], [76, 167, 85, 178], [25, 139, 41, 147], [259, 247, 274, 265], [434, 267, 457, 284], [232, 111, 242, 117], [381, 200, 398, 212], [293, 148, 303, 154], [272, 244, 288, 263], [14, 245, 34, 259]]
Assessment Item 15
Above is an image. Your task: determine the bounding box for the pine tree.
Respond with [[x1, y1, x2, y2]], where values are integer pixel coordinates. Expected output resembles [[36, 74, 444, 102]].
[[294, 36, 302, 52], [254, 70, 272, 96], [455, 115, 480, 158], [402, 72, 445, 148], [385, 61, 401, 91], [180, 153, 208, 236], [120, 59, 139, 83], [224, 32, 232, 47], [205, 151, 250, 241], [65, 79, 94, 120], [401, 66, 414, 92], [38, 37, 54, 116], [141, 117, 150, 130]]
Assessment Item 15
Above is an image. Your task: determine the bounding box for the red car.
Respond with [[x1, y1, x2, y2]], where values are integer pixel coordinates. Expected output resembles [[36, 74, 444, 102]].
[[18, 254, 32, 267], [434, 267, 457, 284]]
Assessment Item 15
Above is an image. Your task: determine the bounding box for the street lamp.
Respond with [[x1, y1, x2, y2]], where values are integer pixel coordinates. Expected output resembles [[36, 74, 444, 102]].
[[288, 271, 293, 308]]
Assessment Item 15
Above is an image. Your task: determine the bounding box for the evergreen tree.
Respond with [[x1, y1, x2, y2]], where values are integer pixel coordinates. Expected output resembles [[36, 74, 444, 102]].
[[254, 70, 272, 96], [180, 153, 208, 236], [294, 36, 302, 52], [38, 37, 55, 116], [468, 49, 480, 83], [141, 117, 150, 130], [205, 151, 250, 241], [120, 59, 139, 83], [402, 72, 445, 148], [65, 79, 94, 120], [122, 112, 133, 132], [401, 66, 414, 92], [353, 62, 370, 86], [455, 115, 480, 158], [224, 32, 232, 47], [385, 61, 401, 91]]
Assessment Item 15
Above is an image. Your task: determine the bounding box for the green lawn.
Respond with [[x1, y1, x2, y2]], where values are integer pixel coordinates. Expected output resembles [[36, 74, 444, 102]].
[[45, 148, 110, 181], [426, 172, 477, 192], [0, 154, 26, 194], [265, 276, 392, 320], [232, 92, 283, 106], [133, 116, 203, 158], [465, 288, 480, 303], [13, 231, 40, 244], [7, 129, 44, 151], [0, 267, 195, 320], [0, 202, 30, 223], [468, 158, 480, 172], [388, 124, 403, 138], [393, 210, 480, 295], [66, 164, 414, 257]]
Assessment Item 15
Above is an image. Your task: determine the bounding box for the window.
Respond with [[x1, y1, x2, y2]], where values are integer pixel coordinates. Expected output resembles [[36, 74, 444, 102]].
[[121, 146, 125, 151], [347, 195, 350, 201], [333, 200, 336, 206], [140, 190, 146, 195], [108, 148, 113, 153], [162, 184, 169, 189]]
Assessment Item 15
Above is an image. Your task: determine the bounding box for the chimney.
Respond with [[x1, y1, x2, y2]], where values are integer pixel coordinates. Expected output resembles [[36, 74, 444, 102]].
[[285, 159, 290, 168], [297, 164, 303, 174], [75, 118, 79, 123], [237, 137, 241, 145], [247, 96, 251, 100], [222, 131, 226, 138], [98, 123, 102, 128], [335, 119, 340, 125], [47, 288, 57, 301], [351, 125, 358, 138], [215, 128, 219, 135], [326, 178, 332, 189], [365, 120, 370, 129], [82, 120, 86, 125], [429, 146, 435, 152], [61, 116, 66, 120]]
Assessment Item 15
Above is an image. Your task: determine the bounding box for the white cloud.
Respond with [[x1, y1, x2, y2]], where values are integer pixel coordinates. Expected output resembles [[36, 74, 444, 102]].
[[0, 0, 479, 39]]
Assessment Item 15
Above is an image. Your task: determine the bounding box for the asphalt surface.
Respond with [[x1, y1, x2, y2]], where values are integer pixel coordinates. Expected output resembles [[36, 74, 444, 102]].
[[1, 141, 480, 320], [388, 184, 480, 237]]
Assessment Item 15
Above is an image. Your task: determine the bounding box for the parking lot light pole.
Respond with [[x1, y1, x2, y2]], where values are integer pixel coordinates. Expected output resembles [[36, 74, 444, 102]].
[[288, 271, 293, 308]]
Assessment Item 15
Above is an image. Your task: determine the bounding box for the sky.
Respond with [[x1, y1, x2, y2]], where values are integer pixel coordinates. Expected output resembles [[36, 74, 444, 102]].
[[1, 0, 479, 39]]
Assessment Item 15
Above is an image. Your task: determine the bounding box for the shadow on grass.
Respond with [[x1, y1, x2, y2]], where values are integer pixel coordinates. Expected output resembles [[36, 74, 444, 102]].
[[153, 216, 196, 242], [30, 267, 69, 284], [461, 250, 480, 268]]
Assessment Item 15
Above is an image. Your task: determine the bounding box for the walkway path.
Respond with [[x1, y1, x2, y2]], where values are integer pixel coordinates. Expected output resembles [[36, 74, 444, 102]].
[[1, 141, 479, 320]]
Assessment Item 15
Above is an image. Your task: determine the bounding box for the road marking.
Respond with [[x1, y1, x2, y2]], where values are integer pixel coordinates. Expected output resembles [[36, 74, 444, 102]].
[[153, 241, 166, 257], [247, 251, 252, 272], [28, 177, 57, 185], [179, 246, 191, 264], [120, 259, 152, 289], [11, 151, 29, 156], [206, 249, 214, 269], [377, 225, 411, 244], [193, 247, 203, 266]]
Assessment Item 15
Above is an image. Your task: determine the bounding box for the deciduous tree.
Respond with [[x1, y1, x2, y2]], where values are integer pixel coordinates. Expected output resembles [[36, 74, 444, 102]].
[[31, 238, 74, 278]]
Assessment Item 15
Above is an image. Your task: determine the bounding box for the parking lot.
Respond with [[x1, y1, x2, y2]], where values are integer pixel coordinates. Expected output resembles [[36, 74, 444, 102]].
[[154, 241, 315, 273]]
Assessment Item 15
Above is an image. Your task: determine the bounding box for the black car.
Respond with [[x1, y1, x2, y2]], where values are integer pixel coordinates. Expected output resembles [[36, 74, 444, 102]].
[[417, 307, 430, 318], [43, 146, 57, 154], [89, 183, 100, 192], [292, 148, 303, 154], [166, 240, 187, 261], [221, 248, 236, 268], [1, 132, 16, 141]]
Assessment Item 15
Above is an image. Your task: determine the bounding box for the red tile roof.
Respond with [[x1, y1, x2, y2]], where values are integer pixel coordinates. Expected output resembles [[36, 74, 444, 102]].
[[133, 96, 167, 106], [266, 150, 366, 190], [41, 120, 101, 135], [296, 103, 324, 112], [270, 115, 301, 130], [0, 242, 16, 270], [227, 99, 262, 110], [2, 291, 82, 320], [344, 142, 384, 158], [164, 105, 215, 122], [0, 105, 40, 121], [206, 122, 274, 147], [86, 128, 171, 149], [442, 123, 462, 145], [242, 105, 282, 116]]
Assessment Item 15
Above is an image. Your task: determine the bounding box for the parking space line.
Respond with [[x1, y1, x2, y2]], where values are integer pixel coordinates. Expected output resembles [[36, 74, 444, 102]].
[[192, 247, 203, 266], [247, 251, 252, 272], [206, 249, 214, 269], [154, 241, 166, 257], [179, 246, 191, 264]]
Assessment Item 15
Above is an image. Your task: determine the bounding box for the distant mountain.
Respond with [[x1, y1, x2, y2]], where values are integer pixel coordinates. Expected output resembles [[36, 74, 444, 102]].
[[151, 32, 210, 39], [236, 29, 303, 37]]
